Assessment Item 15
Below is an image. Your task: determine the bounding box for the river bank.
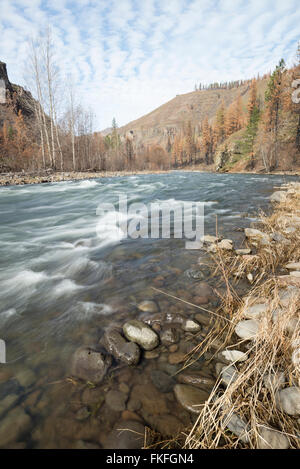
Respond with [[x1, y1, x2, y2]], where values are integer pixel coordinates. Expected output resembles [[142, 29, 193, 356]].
[[182, 181, 300, 449], [0, 167, 299, 186]]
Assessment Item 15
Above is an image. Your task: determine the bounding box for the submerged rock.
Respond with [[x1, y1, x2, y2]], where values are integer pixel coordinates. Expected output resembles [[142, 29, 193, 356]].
[[160, 327, 180, 345], [104, 420, 145, 449], [123, 320, 159, 350], [137, 300, 158, 313], [177, 371, 215, 388], [0, 407, 32, 448], [71, 346, 112, 384], [150, 370, 175, 393], [105, 390, 128, 412], [102, 328, 140, 366], [182, 319, 201, 332], [174, 384, 210, 414]]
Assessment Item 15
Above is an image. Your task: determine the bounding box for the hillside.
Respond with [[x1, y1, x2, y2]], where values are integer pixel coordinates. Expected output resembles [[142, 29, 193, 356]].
[[117, 81, 264, 147]]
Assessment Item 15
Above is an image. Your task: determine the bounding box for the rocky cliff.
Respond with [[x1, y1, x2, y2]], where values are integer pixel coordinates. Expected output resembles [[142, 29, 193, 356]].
[[0, 61, 36, 126]]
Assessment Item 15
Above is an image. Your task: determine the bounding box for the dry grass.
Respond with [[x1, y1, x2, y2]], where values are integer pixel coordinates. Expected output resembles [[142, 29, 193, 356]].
[[181, 183, 300, 449]]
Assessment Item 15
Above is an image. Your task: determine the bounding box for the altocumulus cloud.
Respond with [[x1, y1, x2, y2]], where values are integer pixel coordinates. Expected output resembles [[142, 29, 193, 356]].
[[0, 0, 299, 129]]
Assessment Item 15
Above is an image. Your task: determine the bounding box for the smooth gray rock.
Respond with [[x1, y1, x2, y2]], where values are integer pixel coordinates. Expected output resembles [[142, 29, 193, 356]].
[[257, 426, 289, 449], [123, 320, 159, 350], [276, 386, 300, 415], [270, 191, 287, 203], [223, 412, 250, 443], [235, 319, 259, 340]]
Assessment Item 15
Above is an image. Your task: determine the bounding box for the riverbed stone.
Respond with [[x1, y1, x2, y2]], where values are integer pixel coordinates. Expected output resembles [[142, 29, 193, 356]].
[[168, 351, 186, 365], [218, 239, 233, 250], [276, 386, 300, 415], [244, 228, 270, 246], [150, 370, 175, 393], [137, 300, 158, 313], [182, 319, 201, 333], [123, 320, 159, 351], [15, 369, 36, 388], [223, 412, 250, 443], [105, 390, 128, 412], [263, 372, 286, 391], [104, 420, 145, 449], [193, 281, 213, 298], [220, 365, 239, 386], [285, 262, 300, 271], [102, 328, 140, 365], [219, 350, 248, 363], [270, 191, 287, 203], [177, 371, 215, 388], [243, 303, 267, 320], [71, 346, 112, 384], [160, 327, 180, 345], [174, 384, 210, 414], [235, 248, 252, 255], [235, 319, 259, 340], [257, 426, 289, 449], [0, 407, 32, 448], [0, 394, 19, 416]]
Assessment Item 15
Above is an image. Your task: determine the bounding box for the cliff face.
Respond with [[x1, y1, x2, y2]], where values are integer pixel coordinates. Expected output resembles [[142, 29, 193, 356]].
[[0, 61, 36, 125]]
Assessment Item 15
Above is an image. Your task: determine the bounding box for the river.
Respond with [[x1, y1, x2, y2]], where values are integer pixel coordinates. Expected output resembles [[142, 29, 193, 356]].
[[0, 171, 296, 448]]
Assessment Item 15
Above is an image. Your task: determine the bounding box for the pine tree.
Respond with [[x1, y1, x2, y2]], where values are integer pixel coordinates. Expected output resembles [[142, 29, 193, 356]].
[[264, 59, 286, 168]]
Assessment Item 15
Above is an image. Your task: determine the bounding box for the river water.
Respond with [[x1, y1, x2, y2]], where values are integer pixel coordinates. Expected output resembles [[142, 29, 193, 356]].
[[0, 171, 295, 448]]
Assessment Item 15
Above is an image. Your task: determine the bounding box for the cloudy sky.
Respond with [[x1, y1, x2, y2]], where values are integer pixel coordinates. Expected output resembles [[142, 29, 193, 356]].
[[0, 0, 299, 130]]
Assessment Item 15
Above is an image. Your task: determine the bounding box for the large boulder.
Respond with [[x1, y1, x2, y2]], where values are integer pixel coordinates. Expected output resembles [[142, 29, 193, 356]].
[[123, 320, 159, 350], [71, 346, 112, 383]]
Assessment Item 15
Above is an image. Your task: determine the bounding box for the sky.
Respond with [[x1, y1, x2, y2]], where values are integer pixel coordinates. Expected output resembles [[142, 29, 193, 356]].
[[0, 0, 299, 130]]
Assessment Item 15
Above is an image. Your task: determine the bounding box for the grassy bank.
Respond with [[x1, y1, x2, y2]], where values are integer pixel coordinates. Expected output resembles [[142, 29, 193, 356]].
[[175, 182, 300, 449]]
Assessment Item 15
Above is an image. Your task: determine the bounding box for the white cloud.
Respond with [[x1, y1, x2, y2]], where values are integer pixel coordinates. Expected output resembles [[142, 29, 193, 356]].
[[0, 0, 299, 129]]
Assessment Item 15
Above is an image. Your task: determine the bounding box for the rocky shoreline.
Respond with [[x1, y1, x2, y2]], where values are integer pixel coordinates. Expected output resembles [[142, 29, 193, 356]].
[[0, 169, 299, 186]]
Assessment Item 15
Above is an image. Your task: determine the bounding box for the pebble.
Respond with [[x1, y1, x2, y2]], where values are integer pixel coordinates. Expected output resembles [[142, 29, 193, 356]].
[[104, 420, 145, 449], [263, 372, 286, 391], [160, 327, 180, 345], [219, 350, 248, 363], [0, 407, 32, 448], [235, 319, 259, 340], [150, 370, 175, 393], [137, 300, 158, 313], [105, 390, 128, 412], [243, 303, 267, 320], [168, 352, 186, 365]]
